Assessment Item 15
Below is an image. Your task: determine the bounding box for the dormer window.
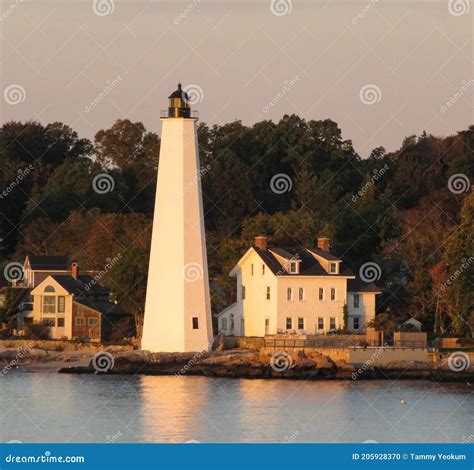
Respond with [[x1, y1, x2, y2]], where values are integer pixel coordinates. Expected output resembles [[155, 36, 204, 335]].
[[329, 262, 338, 274], [288, 261, 299, 274]]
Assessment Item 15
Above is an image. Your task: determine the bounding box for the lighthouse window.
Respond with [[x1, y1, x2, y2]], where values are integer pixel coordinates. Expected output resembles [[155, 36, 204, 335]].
[[192, 317, 199, 329]]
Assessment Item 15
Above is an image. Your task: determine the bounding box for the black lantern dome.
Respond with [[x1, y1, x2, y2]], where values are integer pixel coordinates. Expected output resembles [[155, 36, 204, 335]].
[[167, 83, 191, 118]]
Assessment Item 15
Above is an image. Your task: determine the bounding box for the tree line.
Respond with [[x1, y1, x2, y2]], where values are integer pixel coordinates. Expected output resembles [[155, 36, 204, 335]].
[[0, 117, 472, 338]]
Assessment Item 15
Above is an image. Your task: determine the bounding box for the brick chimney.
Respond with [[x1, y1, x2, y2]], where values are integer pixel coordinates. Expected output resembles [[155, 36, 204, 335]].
[[317, 237, 330, 251], [254, 236, 268, 250], [71, 261, 79, 279]]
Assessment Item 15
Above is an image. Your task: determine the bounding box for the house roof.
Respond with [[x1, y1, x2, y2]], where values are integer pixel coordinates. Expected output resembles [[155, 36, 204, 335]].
[[254, 246, 355, 277], [216, 302, 237, 317], [74, 297, 127, 315], [26, 255, 69, 270], [51, 274, 109, 297], [307, 247, 341, 261], [347, 278, 381, 293], [269, 247, 300, 261], [46, 274, 127, 315]]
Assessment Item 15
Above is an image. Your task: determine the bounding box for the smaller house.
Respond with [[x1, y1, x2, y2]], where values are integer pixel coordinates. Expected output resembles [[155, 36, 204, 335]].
[[22, 255, 70, 288], [18, 261, 133, 342]]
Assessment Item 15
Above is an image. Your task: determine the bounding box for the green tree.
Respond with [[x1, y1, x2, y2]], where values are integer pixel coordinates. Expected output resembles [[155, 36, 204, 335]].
[[106, 246, 149, 338], [0, 121, 92, 254], [202, 148, 255, 236], [94, 119, 160, 214]]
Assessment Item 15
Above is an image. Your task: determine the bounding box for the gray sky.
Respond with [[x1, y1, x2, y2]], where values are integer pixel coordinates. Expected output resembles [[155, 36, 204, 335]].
[[1, 0, 472, 156]]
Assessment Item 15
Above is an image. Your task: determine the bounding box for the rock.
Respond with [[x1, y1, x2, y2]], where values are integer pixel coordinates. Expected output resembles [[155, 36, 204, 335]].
[[0, 347, 51, 362], [200, 352, 258, 366], [305, 350, 325, 360], [314, 356, 336, 370], [435, 356, 473, 372], [211, 333, 226, 352], [384, 360, 431, 370], [334, 359, 354, 370]]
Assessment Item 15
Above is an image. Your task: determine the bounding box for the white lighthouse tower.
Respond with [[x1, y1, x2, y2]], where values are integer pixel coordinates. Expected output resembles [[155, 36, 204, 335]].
[[141, 84, 213, 352]]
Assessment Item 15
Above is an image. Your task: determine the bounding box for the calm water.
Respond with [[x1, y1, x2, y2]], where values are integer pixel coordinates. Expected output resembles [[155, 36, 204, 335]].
[[0, 372, 472, 443]]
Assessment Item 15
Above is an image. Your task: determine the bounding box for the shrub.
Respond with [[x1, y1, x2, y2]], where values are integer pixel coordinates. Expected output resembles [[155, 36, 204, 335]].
[[24, 323, 51, 340]]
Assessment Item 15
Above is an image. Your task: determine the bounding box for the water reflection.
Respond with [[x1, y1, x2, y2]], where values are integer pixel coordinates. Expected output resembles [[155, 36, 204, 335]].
[[0, 373, 471, 443]]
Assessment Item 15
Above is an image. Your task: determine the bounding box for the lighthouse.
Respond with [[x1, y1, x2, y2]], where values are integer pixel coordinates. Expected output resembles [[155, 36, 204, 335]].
[[141, 84, 213, 352]]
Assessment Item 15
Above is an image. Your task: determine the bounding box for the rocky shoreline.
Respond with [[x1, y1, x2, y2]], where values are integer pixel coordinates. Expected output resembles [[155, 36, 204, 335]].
[[47, 349, 474, 382], [1, 347, 472, 382]]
